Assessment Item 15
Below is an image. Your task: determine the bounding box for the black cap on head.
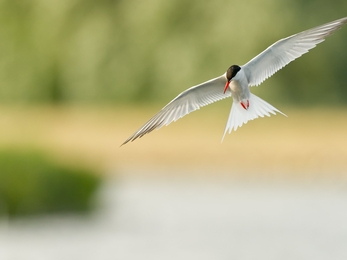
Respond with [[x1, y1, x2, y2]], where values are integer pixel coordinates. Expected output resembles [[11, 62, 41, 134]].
[[226, 65, 241, 81]]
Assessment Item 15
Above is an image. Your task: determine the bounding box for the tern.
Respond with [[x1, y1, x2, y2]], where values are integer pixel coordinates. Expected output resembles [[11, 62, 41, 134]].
[[122, 17, 347, 145]]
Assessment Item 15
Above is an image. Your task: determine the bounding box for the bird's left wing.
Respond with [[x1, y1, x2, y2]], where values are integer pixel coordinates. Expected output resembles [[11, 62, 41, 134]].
[[243, 17, 347, 87], [121, 75, 229, 145]]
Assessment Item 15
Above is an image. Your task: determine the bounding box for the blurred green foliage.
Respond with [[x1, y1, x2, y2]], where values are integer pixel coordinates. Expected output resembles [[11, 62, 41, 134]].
[[0, 150, 101, 218], [0, 0, 346, 105]]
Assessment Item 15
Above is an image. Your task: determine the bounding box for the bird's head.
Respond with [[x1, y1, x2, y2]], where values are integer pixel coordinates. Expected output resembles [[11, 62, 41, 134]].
[[224, 65, 241, 93]]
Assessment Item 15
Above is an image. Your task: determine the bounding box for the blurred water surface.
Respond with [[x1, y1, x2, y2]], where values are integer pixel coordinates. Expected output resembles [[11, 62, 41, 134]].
[[1, 172, 347, 260]]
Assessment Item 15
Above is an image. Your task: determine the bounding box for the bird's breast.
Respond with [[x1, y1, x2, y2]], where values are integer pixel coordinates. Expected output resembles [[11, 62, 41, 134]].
[[229, 69, 250, 101], [230, 80, 250, 102]]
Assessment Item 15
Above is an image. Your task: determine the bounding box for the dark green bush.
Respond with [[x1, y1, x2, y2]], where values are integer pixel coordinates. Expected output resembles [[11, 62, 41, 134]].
[[0, 150, 102, 218]]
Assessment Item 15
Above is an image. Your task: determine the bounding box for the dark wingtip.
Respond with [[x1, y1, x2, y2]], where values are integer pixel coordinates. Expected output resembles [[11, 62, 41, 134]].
[[120, 137, 133, 147], [120, 138, 132, 147], [120, 118, 165, 147]]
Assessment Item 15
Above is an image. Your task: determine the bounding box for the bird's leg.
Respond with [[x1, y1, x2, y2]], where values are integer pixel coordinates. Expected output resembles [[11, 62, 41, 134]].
[[240, 100, 249, 110]]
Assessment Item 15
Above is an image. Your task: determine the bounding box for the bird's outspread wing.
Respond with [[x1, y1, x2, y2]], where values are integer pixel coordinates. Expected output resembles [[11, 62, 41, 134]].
[[243, 17, 347, 87], [121, 75, 229, 145]]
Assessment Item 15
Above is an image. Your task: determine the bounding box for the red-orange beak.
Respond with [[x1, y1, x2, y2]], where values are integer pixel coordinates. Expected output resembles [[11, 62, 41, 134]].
[[224, 81, 230, 94]]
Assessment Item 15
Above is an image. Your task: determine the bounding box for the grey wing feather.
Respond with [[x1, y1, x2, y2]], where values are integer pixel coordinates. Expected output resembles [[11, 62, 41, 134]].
[[243, 17, 347, 87], [121, 75, 229, 145]]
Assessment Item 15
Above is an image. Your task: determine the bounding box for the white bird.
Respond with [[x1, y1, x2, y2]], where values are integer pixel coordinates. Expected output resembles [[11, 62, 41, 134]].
[[122, 17, 347, 146]]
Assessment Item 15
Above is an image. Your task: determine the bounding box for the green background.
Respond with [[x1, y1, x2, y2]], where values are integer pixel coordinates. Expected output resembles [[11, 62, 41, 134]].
[[1, 0, 346, 105]]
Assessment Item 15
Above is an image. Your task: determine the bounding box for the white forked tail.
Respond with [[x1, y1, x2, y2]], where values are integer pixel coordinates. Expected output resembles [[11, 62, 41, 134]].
[[222, 93, 287, 141]]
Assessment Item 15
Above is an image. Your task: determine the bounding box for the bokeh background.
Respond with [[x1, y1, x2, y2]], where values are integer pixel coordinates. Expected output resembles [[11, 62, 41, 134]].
[[0, 0, 347, 259]]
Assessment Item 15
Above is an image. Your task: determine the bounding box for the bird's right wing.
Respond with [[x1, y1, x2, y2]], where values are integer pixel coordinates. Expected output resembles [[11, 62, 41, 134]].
[[243, 17, 347, 87], [121, 75, 229, 145]]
